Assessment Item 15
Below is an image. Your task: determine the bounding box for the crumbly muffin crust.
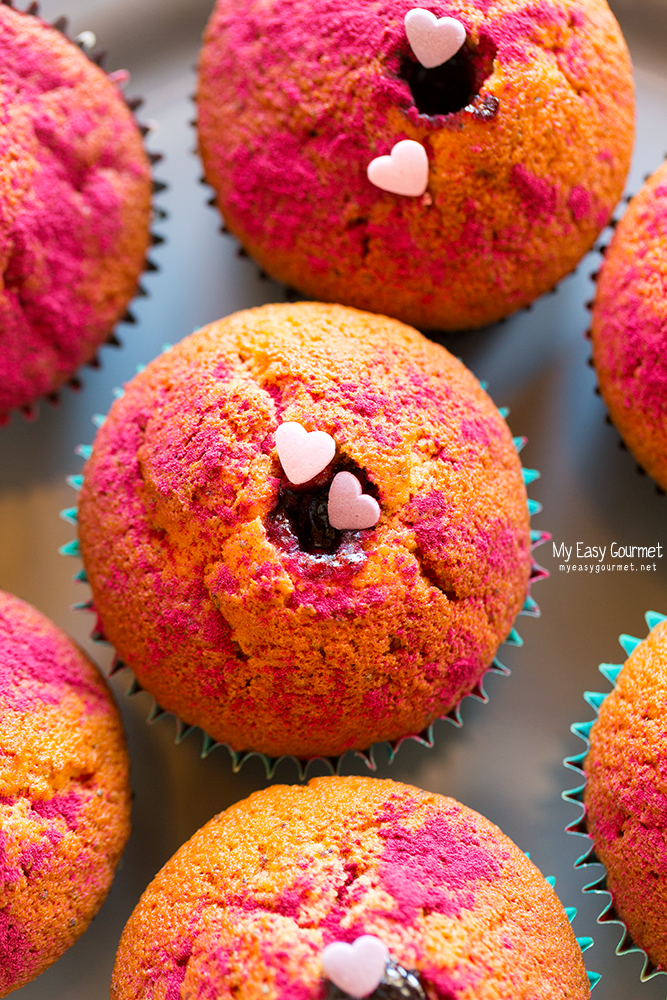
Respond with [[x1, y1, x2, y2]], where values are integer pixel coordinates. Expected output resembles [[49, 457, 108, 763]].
[[591, 161, 667, 490], [584, 619, 667, 970], [197, 0, 634, 330], [111, 777, 590, 1000], [77, 302, 531, 758], [0, 590, 130, 996], [0, 4, 152, 418]]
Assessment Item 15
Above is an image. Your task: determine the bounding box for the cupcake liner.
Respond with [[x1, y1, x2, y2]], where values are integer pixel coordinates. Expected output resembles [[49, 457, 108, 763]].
[[563, 610, 667, 983], [60, 349, 549, 780], [0, 0, 166, 426]]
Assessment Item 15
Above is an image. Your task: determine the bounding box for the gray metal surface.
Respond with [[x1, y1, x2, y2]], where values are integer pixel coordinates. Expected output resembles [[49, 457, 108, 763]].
[[1, 2, 667, 997]]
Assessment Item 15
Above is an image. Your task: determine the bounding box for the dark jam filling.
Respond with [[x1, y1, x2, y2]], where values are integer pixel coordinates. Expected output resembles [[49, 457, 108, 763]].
[[325, 961, 427, 1000], [266, 463, 379, 558], [400, 37, 497, 118], [277, 484, 341, 555]]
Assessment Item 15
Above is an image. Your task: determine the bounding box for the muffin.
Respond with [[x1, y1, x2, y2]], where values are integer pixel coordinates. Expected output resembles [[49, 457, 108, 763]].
[[111, 776, 593, 1000], [0, 3, 153, 422], [0, 589, 131, 996], [75, 301, 534, 761], [591, 161, 667, 491], [196, 0, 634, 331], [570, 612, 667, 978]]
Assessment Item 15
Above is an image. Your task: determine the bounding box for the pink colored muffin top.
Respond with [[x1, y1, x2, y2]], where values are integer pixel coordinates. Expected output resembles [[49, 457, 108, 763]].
[[0, 4, 152, 419], [0, 590, 131, 996], [584, 618, 667, 971], [112, 777, 590, 1000], [197, 0, 633, 330], [591, 160, 667, 489], [77, 302, 532, 759]]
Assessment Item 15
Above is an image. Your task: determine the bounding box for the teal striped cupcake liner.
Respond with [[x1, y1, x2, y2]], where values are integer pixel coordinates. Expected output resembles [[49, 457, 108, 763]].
[[564, 610, 667, 984], [60, 352, 549, 779]]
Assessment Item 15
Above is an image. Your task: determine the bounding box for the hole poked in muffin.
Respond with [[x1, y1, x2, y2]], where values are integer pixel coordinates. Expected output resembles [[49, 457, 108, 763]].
[[400, 35, 497, 117], [267, 461, 379, 556], [274, 484, 342, 554], [325, 959, 426, 1000]]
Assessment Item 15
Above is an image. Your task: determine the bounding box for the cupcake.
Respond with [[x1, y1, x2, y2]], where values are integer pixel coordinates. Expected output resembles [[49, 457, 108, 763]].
[[0, 3, 154, 422], [591, 161, 667, 491], [73, 301, 537, 762], [196, 0, 634, 332], [565, 610, 667, 981], [0, 589, 131, 995], [112, 776, 593, 999]]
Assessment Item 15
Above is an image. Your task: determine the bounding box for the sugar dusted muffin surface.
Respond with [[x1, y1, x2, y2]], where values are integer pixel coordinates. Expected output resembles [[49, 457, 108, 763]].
[[0, 4, 152, 419], [583, 618, 667, 971], [111, 776, 590, 1000], [591, 161, 667, 490], [0, 590, 130, 996], [197, 0, 633, 331], [77, 302, 532, 759]]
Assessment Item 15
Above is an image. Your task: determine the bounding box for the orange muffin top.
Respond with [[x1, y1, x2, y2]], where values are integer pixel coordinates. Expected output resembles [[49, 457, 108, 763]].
[[591, 160, 667, 491], [0, 590, 130, 995], [77, 302, 532, 759], [0, 4, 152, 418], [584, 617, 667, 971], [198, 0, 633, 329], [112, 776, 590, 1000]]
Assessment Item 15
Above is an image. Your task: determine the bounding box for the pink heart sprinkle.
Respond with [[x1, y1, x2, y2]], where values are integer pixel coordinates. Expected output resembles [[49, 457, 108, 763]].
[[404, 9, 466, 69], [321, 936, 389, 999], [327, 472, 380, 531], [367, 140, 428, 198], [275, 422, 336, 485]]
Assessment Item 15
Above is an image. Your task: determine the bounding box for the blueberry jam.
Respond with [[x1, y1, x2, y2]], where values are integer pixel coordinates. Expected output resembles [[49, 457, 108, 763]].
[[325, 960, 427, 1000], [400, 37, 497, 117]]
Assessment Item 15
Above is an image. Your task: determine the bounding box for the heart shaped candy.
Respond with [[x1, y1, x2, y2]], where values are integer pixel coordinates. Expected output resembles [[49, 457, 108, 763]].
[[321, 936, 389, 999], [404, 8, 466, 69], [327, 472, 380, 531], [367, 140, 428, 198], [275, 422, 336, 485]]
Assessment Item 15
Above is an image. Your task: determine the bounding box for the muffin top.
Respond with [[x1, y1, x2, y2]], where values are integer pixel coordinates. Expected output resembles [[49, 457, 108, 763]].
[[77, 302, 531, 758], [584, 617, 667, 970], [0, 590, 131, 995], [591, 160, 667, 489], [197, 0, 633, 329], [112, 776, 590, 1000], [0, 4, 152, 417]]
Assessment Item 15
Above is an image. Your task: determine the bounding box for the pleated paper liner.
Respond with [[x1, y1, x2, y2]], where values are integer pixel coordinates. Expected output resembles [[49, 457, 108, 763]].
[[60, 350, 549, 779], [0, 0, 166, 425], [564, 610, 667, 985]]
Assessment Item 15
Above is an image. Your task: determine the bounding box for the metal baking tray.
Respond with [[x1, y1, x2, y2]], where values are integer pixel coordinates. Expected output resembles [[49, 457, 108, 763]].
[[1, 2, 665, 996]]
